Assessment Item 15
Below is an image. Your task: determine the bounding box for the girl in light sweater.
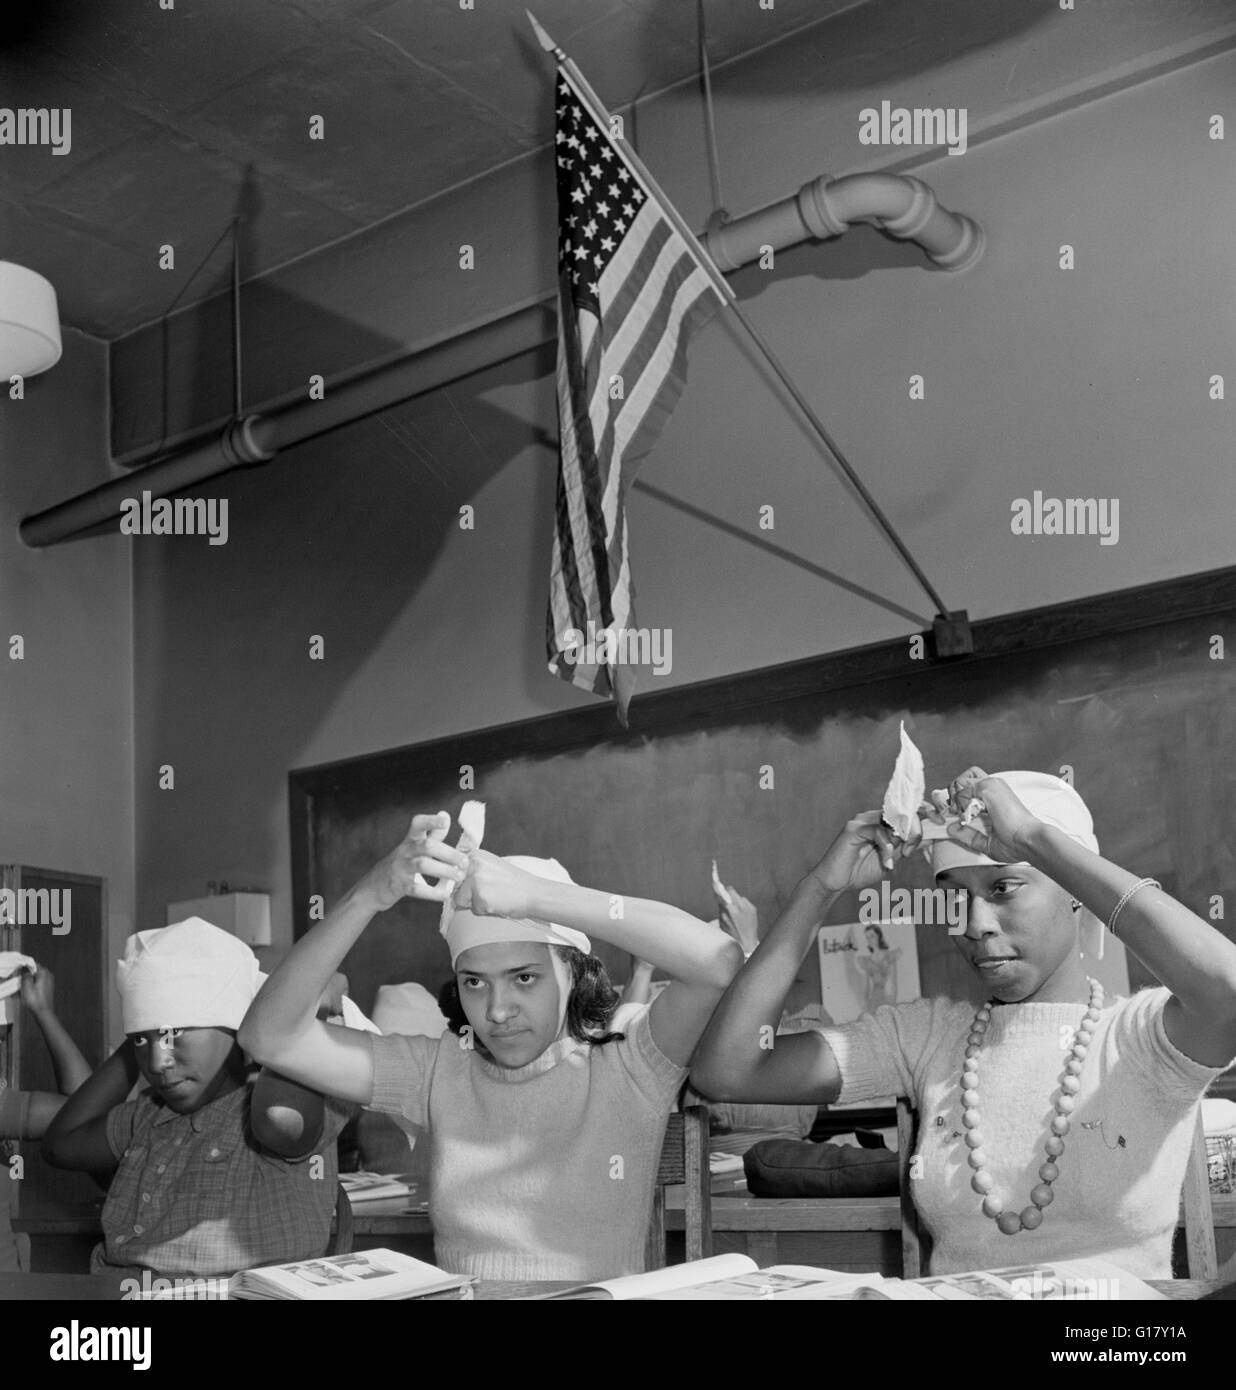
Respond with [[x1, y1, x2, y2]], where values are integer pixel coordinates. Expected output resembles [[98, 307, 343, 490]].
[[691, 767, 1236, 1279], [240, 810, 741, 1282]]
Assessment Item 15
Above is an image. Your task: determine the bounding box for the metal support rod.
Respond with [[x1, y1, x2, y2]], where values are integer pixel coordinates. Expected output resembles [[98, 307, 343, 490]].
[[231, 218, 243, 420], [697, 0, 725, 216], [727, 300, 951, 617]]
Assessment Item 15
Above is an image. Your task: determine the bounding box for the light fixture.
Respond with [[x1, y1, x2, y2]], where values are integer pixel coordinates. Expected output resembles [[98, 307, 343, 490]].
[[0, 261, 62, 378], [167, 891, 271, 947]]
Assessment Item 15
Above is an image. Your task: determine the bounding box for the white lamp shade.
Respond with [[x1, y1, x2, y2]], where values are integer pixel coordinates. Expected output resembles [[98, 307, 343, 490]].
[[0, 261, 62, 378], [166, 892, 271, 947]]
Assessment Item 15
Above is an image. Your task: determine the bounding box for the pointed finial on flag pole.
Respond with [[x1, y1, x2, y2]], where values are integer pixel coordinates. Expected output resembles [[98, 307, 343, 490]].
[[526, 10, 564, 59]]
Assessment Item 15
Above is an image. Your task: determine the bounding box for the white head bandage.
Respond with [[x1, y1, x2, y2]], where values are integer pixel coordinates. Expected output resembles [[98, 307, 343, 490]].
[[441, 854, 591, 967], [929, 770, 1099, 873], [117, 917, 263, 1034], [930, 770, 1105, 956], [437, 802, 590, 966]]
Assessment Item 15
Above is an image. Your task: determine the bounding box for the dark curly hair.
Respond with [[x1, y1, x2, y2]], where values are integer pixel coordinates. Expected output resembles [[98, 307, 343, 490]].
[[438, 946, 624, 1048]]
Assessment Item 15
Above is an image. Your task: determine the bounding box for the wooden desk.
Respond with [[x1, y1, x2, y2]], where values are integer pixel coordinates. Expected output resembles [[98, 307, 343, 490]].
[[0, 1272, 574, 1301], [663, 1187, 1236, 1272], [347, 1187, 432, 1237], [17, 1189, 1236, 1276], [12, 1204, 105, 1237], [0, 1272, 1218, 1301], [1, 1272, 128, 1301], [10, 1192, 437, 1240]]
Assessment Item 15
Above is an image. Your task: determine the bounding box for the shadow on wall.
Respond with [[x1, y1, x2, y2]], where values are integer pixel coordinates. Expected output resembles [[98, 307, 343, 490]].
[[111, 205, 414, 461], [710, 0, 1059, 97], [727, 220, 943, 296], [130, 335, 573, 928], [127, 189, 970, 925]]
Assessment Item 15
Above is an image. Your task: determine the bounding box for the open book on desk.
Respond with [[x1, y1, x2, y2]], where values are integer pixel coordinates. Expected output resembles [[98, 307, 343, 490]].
[[539, 1254, 883, 1301], [856, 1259, 1166, 1302], [338, 1171, 417, 1204], [230, 1249, 472, 1301]]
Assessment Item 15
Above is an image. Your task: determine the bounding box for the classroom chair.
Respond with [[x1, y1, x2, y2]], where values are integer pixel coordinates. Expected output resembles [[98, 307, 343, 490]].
[[1180, 1109, 1218, 1280], [898, 1101, 1220, 1281], [878, 1101, 1223, 1281], [687, 1096, 926, 1275], [646, 1105, 711, 1270], [326, 1181, 354, 1257], [895, 1096, 927, 1277]]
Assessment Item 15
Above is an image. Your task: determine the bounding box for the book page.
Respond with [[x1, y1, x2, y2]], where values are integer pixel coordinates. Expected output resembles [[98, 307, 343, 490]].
[[545, 1253, 758, 1299], [644, 1267, 878, 1301], [980, 1260, 1167, 1301], [338, 1172, 414, 1202], [236, 1249, 464, 1301], [774, 1272, 887, 1301]]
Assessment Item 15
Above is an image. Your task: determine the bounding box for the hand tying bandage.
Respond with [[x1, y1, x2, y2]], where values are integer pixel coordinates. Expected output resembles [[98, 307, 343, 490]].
[[0, 952, 35, 1027], [880, 724, 992, 853], [881, 732, 1108, 958], [0, 952, 35, 1000], [434, 801, 591, 968], [429, 800, 486, 935]]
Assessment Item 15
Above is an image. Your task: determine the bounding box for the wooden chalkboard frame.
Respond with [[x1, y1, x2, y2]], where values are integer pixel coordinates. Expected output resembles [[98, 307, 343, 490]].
[[289, 563, 1236, 938]]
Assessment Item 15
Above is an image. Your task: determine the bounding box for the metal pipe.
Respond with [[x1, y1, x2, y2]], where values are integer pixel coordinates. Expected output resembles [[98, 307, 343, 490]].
[[231, 218, 243, 420], [22, 173, 981, 548], [20, 302, 553, 547], [702, 171, 984, 273]]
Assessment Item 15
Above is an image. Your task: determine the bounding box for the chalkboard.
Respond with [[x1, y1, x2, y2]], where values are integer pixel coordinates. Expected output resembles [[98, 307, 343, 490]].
[[291, 566, 1236, 1019]]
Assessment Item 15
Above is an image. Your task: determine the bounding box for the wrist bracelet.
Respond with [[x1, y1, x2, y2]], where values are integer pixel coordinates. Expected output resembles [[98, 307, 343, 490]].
[[1106, 878, 1161, 938]]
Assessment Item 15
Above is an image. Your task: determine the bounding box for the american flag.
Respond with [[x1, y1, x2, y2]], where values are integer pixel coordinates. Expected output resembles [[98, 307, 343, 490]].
[[546, 68, 725, 724]]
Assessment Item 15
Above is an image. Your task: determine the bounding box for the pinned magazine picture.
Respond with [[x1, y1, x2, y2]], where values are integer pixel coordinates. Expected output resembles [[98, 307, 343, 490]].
[[817, 920, 921, 1024]]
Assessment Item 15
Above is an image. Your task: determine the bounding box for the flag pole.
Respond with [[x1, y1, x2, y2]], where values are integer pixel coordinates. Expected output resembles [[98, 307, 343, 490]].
[[527, 10, 955, 625]]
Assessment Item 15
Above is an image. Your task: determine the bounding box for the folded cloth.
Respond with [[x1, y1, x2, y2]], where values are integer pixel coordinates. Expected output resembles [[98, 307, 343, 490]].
[[339, 996, 381, 1034], [0, 953, 35, 1000], [1203, 1098, 1236, 1136], [117, 918, 261, 1033], [881, 722, 925, 841], [743, 1138, 900, 1199], [371, 983, 448, 1038]]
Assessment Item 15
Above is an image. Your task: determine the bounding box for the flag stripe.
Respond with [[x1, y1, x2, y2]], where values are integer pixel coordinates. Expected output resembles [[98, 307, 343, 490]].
[[547, 69, 721, 718]]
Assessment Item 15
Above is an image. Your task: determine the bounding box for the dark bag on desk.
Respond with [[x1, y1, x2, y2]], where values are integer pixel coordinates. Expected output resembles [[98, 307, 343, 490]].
[[743, 1138, 899, 1198]]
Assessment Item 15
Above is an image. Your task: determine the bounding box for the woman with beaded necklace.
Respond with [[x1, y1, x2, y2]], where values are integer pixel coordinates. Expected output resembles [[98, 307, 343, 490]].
[[691, 767, 1236, 1278]]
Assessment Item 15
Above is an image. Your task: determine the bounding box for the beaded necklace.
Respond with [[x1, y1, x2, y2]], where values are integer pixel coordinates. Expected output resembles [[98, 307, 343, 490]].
[[962, 976, 1104, 1234]]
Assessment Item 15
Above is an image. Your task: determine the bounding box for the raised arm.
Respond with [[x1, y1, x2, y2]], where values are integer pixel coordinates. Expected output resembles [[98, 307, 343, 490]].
[[21, 967, 92, 1096], [960, 774, 1236, 1068], [0, 967, 95, 1142], [457, 851, 742, 1065], [691, 810, 902, 1103], [239, 813, 468, 1103], [621, 957, 657, 1006], [42, 1041, 142, 1176]]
